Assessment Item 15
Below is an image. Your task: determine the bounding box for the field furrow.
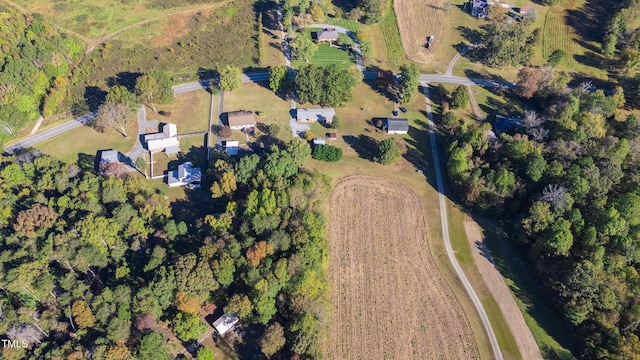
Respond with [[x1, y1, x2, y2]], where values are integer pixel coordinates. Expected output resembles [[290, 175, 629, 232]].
[[326, 176, 479, 359]]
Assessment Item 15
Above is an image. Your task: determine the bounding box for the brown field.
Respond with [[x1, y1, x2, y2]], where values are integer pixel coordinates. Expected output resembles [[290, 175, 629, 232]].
[[326, 176, 480, 359], [394, 0, 447, 64]]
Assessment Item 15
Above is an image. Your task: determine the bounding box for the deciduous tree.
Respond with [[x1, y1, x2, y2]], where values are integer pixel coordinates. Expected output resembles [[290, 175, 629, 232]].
[[260, 322, 286, 358], [95, 101, 134, 137], [219, 65, 242, 92]]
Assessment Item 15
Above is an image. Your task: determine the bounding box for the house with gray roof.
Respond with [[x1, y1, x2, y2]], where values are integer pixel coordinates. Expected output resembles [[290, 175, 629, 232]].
[[227, 111, 255, 130], [167, 161, 201, 189], [316, 28, 339, 43], [385, 118, 409, 134], [296, 108, 335, 125], [212, 314, 239, 336]]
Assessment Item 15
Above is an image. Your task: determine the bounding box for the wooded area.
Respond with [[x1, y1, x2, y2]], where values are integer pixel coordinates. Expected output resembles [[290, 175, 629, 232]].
[[0, 139, 329, 359]]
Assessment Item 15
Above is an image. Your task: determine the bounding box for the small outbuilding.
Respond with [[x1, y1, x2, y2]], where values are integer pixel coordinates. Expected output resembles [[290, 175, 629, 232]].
[[100, 150, 120, 164], [296, 108, 335, 124], [327, 132, 337, 140], [312, 138, 326, 146], [167, 161, 201, 189], [223, 140, 239, 156], [385, 118, 409, 135], [212, 314, 239, 336], [227, 111, 256, 130]]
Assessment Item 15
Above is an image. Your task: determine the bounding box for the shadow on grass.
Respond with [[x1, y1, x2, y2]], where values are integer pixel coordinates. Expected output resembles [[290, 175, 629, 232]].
[[343, 134, 377, 161], [472, 215, 578, 359]]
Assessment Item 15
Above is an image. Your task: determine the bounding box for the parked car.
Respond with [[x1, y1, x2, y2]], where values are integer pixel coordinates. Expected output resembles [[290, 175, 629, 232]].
[[392, 110, 399, 117], [399, 107, 408, 113]]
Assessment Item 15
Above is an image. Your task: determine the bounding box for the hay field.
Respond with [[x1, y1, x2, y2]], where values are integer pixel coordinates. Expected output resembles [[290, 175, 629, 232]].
[[394, 0, 447, 64], [326, 176, 480, 359]]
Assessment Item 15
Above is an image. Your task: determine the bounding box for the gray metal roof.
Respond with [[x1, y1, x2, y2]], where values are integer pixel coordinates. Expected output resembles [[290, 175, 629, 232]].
[[317, 28, 339, 40], [296, 108, 335, 120], [386, 118, 409, 132], [100, 150, 119, 163]]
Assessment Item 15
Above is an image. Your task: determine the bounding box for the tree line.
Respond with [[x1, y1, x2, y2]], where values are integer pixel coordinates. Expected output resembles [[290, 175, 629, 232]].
[[442, 64, 640, 357], [0, 139, 330, 359]]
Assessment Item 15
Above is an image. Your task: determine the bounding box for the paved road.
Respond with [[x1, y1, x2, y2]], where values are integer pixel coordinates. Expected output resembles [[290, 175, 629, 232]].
[[422, 82, 503, 360], [126, 106, 156, 162], [4, 112, 96, 154], [420, 74, 513, 89]]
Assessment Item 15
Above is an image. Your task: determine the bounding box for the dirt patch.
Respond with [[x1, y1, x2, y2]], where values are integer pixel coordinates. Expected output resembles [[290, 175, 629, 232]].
[[152, 12, 194, 47], [463, 219, 543, 360], [326, 176, 480, 359], [394, 0, 447, 63]]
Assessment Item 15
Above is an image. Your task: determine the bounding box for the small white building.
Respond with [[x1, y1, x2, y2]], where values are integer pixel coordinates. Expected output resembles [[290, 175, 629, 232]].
[[167, 161, 201, 188], [312, 138, 326, 146], [223, 140, 239, 156], [145, 123, 180, 155], [296, 108, 335, 124], [212, 314, 239, 336]]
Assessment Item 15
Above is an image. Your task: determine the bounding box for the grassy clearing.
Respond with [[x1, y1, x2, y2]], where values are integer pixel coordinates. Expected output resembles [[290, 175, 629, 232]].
[[379, 0, 407, 68], [155, 90, 211, 134], [333, 82, 396, 134], [223, 82, 293, 141], [17, 0, 226, 39], [363, 23, 393, 69], [35, 116, 137, 165], [292, 29, 356, 68], [324, 17, 361, 32], [542, 6, 575, 66]]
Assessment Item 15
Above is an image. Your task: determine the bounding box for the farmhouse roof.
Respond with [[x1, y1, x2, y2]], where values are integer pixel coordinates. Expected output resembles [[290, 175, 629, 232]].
[[227, 111, 255, 127], [296, 108, 335, 121], [212, 314, 239, 336], [317, 28, 339, 41], [100, 150, 120, 163], [386, 118, 409, 132]]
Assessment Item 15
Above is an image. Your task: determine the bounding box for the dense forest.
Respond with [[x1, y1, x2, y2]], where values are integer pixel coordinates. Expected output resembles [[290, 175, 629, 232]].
[[443, 63, 640, 357], [0, 11, 84, 139], [0, 138, 329, 359]]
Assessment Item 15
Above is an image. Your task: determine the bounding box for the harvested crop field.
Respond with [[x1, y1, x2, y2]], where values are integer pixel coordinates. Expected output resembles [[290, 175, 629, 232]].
[[394, 0, 446, 63], [326, 176, 480, 359]]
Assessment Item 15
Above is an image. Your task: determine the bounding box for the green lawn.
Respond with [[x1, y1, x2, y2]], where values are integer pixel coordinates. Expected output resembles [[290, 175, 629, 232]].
[[333, 82, 396, 135], [35, 115, 138, 165], [155, 90, 211, 134], [292, 29, 356, 68], [324, 18, 361, 32], [223, 82, 293, 141]]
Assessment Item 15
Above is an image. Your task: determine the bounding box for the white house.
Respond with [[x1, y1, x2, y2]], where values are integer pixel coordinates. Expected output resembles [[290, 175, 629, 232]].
[[385, 118, 409, 135], [227, 111, 255, 130], [167, 161, 201, 188], [145, 123, 180, 155], [212, 314, 239, 336]]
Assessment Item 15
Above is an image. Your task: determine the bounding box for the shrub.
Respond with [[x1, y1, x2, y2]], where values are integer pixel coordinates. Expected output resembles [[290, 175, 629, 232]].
[[547, 49, 565, 66], [304, 131, 315, 141], [219, 126, 232, 138], [267, 124, 280, 136], [331, 116, 341, 129], [312, 144, 343, 162]]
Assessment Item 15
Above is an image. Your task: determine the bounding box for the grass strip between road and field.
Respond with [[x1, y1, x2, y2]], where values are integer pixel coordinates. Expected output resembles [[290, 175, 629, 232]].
[[380, 0, 406, 67]]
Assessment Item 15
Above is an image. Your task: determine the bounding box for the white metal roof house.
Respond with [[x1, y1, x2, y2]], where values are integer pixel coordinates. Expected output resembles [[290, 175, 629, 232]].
[[212, 314, 239, 336], [167, 161, 201, 188], [296, 108, 335, 124], [385, 118, 409, 134], [145, 123, 180, 155]]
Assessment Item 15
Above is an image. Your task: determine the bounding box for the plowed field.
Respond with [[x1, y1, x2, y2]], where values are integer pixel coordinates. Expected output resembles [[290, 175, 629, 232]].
[[394, 0, 447, 63], [326, 176, 480, 359]]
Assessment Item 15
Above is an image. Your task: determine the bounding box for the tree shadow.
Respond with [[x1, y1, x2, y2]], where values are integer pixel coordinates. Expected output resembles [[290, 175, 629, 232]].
[[361, 76, 396, 102], [84, 86, 107, 112], [331, 0, 358, 13], [108, 71, 143, 92], [342, 134, 377, 161], [456, 26, 483, 44]]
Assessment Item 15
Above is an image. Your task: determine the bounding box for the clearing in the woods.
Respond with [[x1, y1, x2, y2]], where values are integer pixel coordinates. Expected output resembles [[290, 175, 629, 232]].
[[326, 176, 480, 359]]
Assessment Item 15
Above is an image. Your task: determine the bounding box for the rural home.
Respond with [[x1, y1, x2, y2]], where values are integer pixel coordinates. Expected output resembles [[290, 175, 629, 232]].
[[223, 140, 239, 156], [296, 108, 335, 124], [98, 150, 122, 175], [227, 110, 256, 130], [385, 118, 409, 135], [145, 123, 180, 155], [494, 115, 522, 134], [212, 314, 239, 336], [167, 161, 201, 188], [100, 149, 120, 164], [316, 28, 339, 43]]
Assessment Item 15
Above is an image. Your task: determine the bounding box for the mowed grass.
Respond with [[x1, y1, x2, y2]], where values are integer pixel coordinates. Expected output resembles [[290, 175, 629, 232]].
[[154, 90, 211, 134], [324, 18, 361, 32], [542, 6, 575, 66], [379, 0, 407, 68], [17, 0, 225, 38], [292, 29, 356, 68], [223, 82, 293, 141], [333, 82, 396, 134], [35, 116, 137, 165]]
